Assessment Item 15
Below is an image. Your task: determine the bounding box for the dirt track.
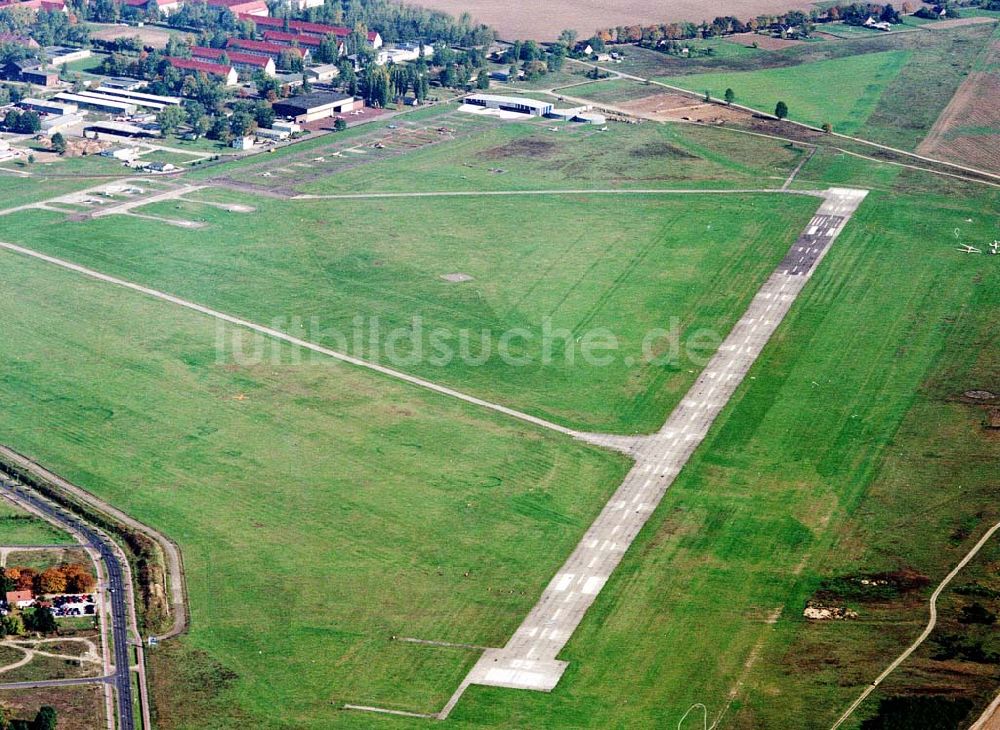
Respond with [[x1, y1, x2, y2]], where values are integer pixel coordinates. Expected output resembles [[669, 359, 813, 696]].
[[417, 0, 813, 40]]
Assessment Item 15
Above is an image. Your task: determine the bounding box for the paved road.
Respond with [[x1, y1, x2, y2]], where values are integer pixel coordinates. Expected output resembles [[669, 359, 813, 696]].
[[0, 676, 113, 690], [441, 187, 869, 718], [0, 474, 135, 730]]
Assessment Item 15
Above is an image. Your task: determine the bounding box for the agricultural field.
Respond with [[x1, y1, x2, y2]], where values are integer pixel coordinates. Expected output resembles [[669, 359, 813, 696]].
[[409, 0, 820, 40], [0, 684, 106, 730], [918, 25, 1000, 173], [602, 22, 997, 150]]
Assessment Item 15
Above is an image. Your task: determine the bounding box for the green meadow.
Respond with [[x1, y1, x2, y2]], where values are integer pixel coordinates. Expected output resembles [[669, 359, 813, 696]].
[[660, 50, 911, 133], [0, 249, 628, 726], [0, 191, 818, 434]]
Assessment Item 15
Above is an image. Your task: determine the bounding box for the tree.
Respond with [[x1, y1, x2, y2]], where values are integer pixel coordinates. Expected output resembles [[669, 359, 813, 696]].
[[277, 48, 303, 72], [1, 613, 24, 636], [724, 88, 735, 105], [37, 567, 66, 595], [475, 72, 489, 90], [208, 116, 231, 142], [959, 603, 997, 625], [558, 29, 578, 45], [18, 110, 41, 134], [228, 110, 255, 137], [50, 132, 66, 154], [26, 606, 57, 633], [775, 100, 788, 119], [61, 563, 96, 593], [32, 706, 57, 730], [156, 104, 187, 135], [333, 117, 347, 131], [362, 64, 390, 107]]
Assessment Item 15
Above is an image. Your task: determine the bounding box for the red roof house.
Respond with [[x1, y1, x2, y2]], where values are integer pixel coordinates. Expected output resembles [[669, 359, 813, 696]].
[[227, 37, 307, 64], [192, 46, 276, 76], [5, 590, 34, 608], [241, 14, 381, 46], [207, 0, 268, 16], [168, 56, 239, 86]]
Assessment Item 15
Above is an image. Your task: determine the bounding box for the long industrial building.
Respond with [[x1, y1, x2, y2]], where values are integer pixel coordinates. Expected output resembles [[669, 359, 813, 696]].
[[271, 92, 362, 123], [94, 87, 183, 107], [464, 94, 554, 117], [19, 97, 78, 115], [52, 92, 137, 115]]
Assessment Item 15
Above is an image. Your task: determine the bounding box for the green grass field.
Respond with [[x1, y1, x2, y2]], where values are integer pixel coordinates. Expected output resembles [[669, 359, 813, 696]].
[[660, 50, 911, 133], [270, 117, 802, 194], [1, 78, 998, 730], [451, 181, 1000, 730], [0, 191, 818, 434], [0, 248, 629, 726], [555, 78, 659, 104], [0, 502, 76, 545]]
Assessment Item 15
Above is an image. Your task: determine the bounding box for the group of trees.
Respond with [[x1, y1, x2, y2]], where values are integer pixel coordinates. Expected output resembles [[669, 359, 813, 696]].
[[0, 7, 88, 57], [0, 704, 57, 730], [0, 604, 56, 636], [0, 562, 96, 596], [297, 0, 493, 48], [1, 109, 41, 134], [496, 39, 567, 80], [595, 2, 920, 46]]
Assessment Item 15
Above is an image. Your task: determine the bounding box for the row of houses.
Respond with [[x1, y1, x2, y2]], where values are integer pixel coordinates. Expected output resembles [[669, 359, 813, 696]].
[[239, 14, 383, 48]]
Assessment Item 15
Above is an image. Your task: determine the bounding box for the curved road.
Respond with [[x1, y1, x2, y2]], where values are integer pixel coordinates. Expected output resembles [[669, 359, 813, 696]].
[[0, 473, 135, 730], [831, 519, 1000, 729]]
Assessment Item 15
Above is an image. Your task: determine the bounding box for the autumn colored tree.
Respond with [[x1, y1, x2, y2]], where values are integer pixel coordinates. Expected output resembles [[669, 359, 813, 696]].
[[14, 567, 36, 592], [61, 563, 96, 593], [37, 567, 67, 595]]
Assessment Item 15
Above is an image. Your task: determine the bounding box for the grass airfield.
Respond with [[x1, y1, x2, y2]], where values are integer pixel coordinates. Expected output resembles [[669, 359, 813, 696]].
[[0, 71, 997, 730]]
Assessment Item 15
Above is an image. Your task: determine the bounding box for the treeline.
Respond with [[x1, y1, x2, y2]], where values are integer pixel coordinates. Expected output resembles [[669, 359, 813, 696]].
[[593, 3, 919, 44], [295, 0, 494, 47], [1, 562, 97, 595]]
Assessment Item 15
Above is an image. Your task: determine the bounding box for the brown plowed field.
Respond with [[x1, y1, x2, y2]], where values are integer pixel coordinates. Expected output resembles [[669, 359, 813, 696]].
[[618, 92, 751, 123], [418, 0, 813, 40], [919, 40, 1000, 173]]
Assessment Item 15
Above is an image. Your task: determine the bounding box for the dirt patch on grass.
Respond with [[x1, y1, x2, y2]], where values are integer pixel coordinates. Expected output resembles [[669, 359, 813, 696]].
[[618, 92, 751, 123], [90, 24, 180, 49], [480, 137, 557, 160], [728, 32, 806, 49], [629, 140, 698, 159], [0, 683, 105, 730]]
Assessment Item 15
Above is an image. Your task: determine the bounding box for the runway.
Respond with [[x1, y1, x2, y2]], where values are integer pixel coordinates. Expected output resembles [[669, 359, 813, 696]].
[[441, 187, 868, 716]]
